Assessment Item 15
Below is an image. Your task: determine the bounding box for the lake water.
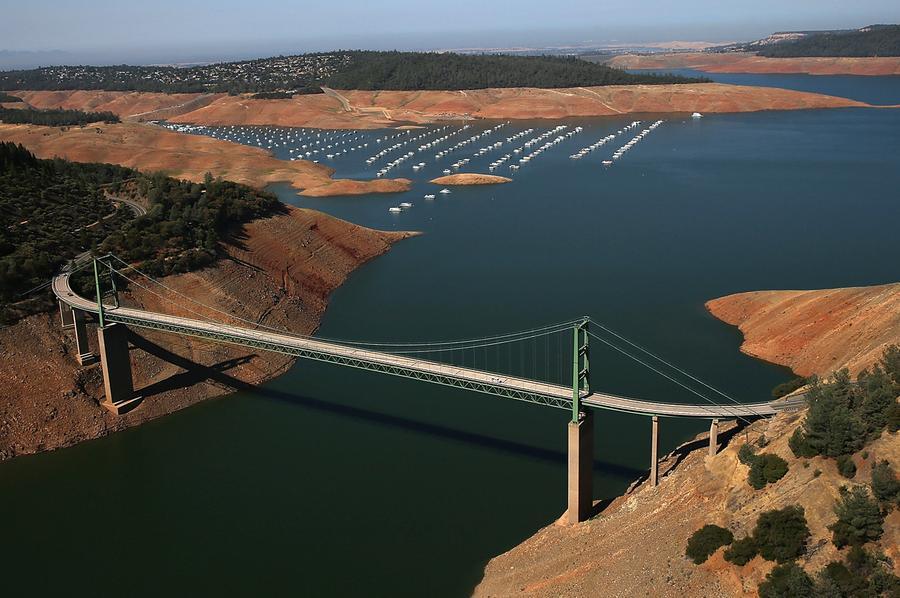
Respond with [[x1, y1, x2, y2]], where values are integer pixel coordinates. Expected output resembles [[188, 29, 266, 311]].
[[2, 76, 899, 596]]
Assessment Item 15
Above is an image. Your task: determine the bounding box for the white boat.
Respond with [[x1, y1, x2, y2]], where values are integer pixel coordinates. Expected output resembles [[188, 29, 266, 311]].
[[424, 194, 436, 200], [692, 112, 703, 119], [602, 160, 613, 166], [439, 188, 451, 194], [400, 202, 412, 209], [443, 169, 452, 175], [389, 207, 402, 213]]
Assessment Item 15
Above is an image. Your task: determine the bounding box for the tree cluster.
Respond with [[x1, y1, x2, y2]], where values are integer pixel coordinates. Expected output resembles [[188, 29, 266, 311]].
[[0, 106, 119, 126], [99, 172, 281, 278], [737, 443, 789, 489], [0, 142, 132, 316], [326, 51, 708, 91], [789, 351, 900, 460], [0, 144, 281, 323], [758, 25, 900, 58], [0, 51, 707, 95]]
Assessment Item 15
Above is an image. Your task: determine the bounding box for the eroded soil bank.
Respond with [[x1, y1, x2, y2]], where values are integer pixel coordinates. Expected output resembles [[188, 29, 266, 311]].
[[606, 52, 900, 76], [706, 283, 900, 378], [0, 206, 415, 461]]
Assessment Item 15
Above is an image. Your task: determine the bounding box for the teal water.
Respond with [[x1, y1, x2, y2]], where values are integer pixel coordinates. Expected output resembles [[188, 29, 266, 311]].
[[2, 78, 899, 596]]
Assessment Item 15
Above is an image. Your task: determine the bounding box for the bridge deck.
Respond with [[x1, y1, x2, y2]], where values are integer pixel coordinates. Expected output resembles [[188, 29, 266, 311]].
[[53, 272, 796, 418]]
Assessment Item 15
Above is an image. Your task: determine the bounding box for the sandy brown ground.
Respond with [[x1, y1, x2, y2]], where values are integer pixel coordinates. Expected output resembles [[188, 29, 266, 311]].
[[11, 84, 872, 131], [476, 410, 900, 597], [606, 52, 900, 76], [707, 283, 900, 377], [0, 206, 416, 461], [0, 122, 410, 197], [429, 173, 511, 185]]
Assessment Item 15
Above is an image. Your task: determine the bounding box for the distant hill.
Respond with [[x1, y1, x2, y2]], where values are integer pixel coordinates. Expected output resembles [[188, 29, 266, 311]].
[[0, 51, 706, 94], [757, 25, 900, 57], [711, 25, 900, 57]]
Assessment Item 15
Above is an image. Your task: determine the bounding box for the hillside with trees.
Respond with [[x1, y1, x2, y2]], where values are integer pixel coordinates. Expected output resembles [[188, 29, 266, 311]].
[[0, 142, 280, 322], [0, 51, 706, 95], [324, 51, 705, 90], [758, 25, 900, 57], [0, 106, 119, 126]]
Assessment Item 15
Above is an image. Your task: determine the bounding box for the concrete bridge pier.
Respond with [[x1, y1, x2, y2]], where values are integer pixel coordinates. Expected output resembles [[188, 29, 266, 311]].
[[650, 416, 659, 487], [59, 300, 75, 329], [567, 411, 594, 524], [97, 323, 141, 415], [72, 308, 96, 366], [708, 419, 720, 456]]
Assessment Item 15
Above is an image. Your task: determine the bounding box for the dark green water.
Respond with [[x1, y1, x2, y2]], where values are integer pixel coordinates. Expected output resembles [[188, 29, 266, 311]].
[[2, 78, 899, 596]]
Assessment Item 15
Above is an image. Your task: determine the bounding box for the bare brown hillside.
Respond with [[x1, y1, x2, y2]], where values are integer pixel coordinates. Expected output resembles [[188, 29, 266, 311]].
[[606, 52, 900, 76], [0, 206, 416, 461], [475, 411, 899, 597], [0, 122, 410, 197], [9, 84, 872, 131], [707, 283, 900, 377]]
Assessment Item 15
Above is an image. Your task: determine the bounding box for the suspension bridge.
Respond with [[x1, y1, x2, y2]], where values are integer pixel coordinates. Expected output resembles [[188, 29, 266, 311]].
[[52, 255, 803, 523]]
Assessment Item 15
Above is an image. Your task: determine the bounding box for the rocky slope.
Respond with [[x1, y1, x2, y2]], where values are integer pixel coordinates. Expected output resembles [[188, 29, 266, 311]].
[[475, 411, 899, 597], [606, 52, 900, 76], [0, 122, 410, 197], [707, 283, 900, 377], [10, 84, 872, 130], [0, 206, 416, 461]]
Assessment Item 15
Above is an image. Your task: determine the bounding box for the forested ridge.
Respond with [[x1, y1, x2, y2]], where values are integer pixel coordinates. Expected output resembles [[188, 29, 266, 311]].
[[325, 51, 705, 90], [0, 51, 706, 94], [0, 142, 280, 322], [758, 25, 900, 58], [0, 106, 119, 126]]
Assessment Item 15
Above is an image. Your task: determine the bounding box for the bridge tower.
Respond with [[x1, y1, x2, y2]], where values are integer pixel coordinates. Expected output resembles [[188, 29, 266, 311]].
[[92, 258, 140, 415], [567, 317, 593, 524]]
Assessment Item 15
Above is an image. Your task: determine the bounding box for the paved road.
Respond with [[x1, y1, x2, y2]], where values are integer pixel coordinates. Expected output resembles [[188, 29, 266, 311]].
[[53, 268, 802, 419]]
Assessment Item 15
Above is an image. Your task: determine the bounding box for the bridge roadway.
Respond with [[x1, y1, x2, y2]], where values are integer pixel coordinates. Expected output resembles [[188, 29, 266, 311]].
[[52, 271, 799, 419]]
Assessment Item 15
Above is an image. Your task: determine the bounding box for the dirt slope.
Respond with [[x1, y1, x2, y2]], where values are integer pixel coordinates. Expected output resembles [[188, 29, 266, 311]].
[[0, 206, 416, 461], [606, 52, 900, 76], [9, 84, 872, 130], [476, 411, 899, 597], [0, 122, 410, 197], [707, 283, 900, 377]]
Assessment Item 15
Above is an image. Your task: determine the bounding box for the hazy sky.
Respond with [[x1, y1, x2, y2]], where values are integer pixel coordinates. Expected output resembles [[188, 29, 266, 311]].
[[3, 0, 900, 66]]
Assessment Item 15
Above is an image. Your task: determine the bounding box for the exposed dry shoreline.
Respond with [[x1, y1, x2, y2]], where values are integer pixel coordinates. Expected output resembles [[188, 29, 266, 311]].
[[430, 173, 511, 185], [706, 282, 900, 378], [11, 83, 873, 130], [605, 52, 900, 76], [0, 206, 416, 461], [0, 122, 410, 197]]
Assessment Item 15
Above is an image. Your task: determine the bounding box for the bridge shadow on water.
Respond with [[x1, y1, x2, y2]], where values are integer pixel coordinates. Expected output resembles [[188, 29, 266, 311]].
[[129, 332, 648, 480]]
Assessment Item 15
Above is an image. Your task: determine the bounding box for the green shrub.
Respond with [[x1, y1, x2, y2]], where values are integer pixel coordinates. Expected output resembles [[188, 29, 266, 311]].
[[723, 536, 758, 566], [758, 563, 814, 598], [816, 546, 900, 597], [748, 454, 790, 489], [836, 455, 857, 479], [814, 469, 822, 478], [772, 376, 808, 399], [753, 506, 810, 563], [738, 443, 757, 466], [829, 486, 884, 548], [685, 524, 733, 564], [789, 428, 817, 458], [871, 460, 900, 505]]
